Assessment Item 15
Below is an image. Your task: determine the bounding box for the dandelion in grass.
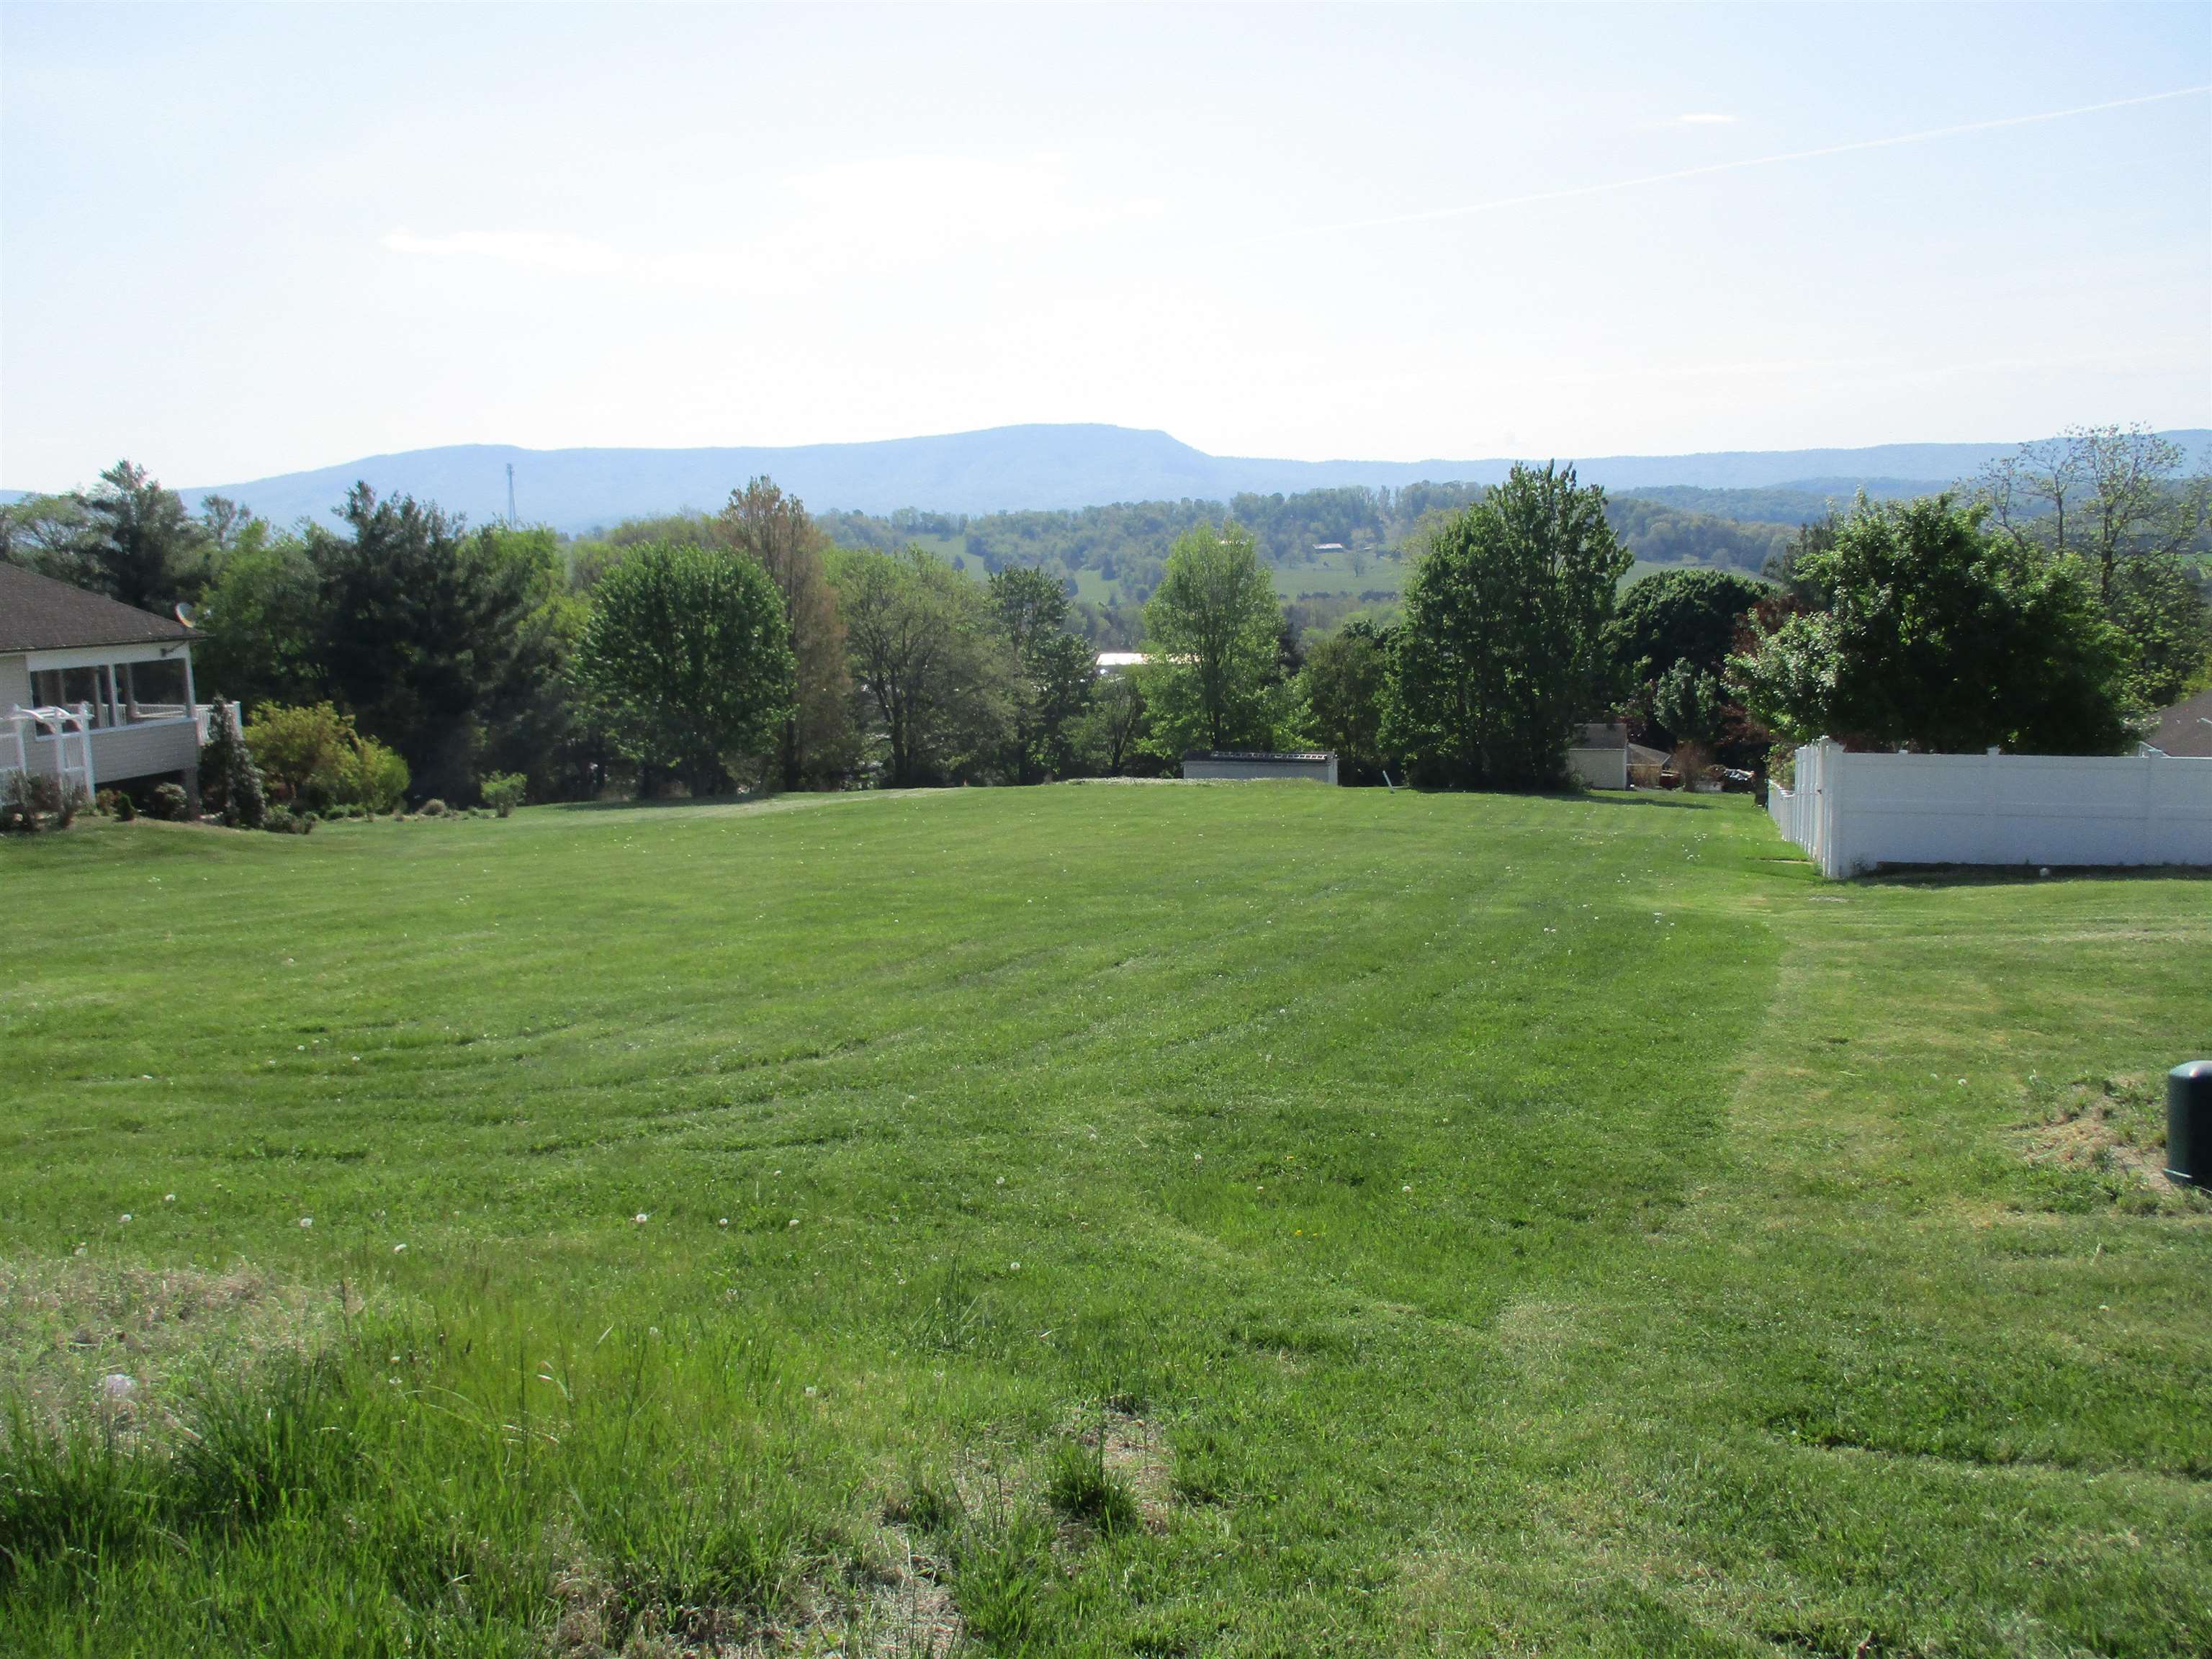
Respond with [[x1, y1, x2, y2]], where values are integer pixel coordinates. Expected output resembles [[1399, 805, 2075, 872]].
[[120, 1213, 132, 1223], [789, 1218, 801, 1228], [634, 1213, 649, 1224], [718, 1217, 729, 1227], [163, 1193, 175, 1203], [299, 1215, 313, 1228]]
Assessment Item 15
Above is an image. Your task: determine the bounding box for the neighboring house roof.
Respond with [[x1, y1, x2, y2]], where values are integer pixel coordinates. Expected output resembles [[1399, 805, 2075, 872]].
[[0, 564, 194, 654], [1094, 652, 1148, 669], [1184, 750, 1336, 763], [1627, 742, 1671, 768], [2146, 687, 2212, 757]]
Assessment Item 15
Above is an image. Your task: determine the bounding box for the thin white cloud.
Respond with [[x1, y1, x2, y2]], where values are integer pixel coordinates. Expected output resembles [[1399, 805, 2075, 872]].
[[382, 155, 1165, 299], [1262, 84, 2212, 243], [1672, 112, 1737, 125]]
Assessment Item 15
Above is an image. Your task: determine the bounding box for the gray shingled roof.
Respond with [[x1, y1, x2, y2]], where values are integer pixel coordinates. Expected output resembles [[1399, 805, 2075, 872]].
[[2148, 687, 2212, 758], [0, 564, 193, 654]]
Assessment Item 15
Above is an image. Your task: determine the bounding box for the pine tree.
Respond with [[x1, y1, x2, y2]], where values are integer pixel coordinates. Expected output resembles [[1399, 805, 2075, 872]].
[[198, 698, 267, 828]]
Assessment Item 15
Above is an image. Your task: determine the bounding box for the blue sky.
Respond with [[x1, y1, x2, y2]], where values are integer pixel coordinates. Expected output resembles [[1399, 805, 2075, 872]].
[[3, 1, 2207, 490]]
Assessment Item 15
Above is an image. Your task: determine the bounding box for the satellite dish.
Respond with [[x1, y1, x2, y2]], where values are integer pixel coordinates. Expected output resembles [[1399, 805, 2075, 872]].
[[174, 602, 197, 627]]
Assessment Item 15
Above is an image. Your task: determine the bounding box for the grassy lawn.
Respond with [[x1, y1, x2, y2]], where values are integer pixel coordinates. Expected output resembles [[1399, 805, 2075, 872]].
[[1, 787, 2206, 1656]]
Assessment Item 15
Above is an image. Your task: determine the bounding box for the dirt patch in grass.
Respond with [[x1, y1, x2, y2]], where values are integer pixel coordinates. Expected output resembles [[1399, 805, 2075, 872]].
[[0, 1254, 338, 1437], [547, 1523, 961, 1658], [2016, 1075, 2208, 1217]]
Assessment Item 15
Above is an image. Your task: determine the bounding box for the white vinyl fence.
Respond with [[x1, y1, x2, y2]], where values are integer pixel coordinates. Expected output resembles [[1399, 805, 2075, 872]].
[[1766, 738, 2212, 876]]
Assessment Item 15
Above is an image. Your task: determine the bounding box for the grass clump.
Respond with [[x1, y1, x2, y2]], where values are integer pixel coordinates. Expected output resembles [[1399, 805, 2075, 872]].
[[1044, 1438, 1138, 1534]]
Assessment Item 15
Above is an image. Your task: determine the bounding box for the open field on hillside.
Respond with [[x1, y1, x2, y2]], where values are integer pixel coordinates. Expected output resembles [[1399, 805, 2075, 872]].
[[2, 788, 2207, 1657]]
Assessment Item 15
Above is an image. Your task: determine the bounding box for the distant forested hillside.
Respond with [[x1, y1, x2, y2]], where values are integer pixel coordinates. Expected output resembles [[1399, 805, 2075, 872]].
[[1621, 480, 1938, 524], [811, 481, 1801, 629]]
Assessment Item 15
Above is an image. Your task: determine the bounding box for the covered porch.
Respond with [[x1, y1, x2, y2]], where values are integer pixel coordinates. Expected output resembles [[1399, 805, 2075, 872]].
[[2, 640, 217, 799]]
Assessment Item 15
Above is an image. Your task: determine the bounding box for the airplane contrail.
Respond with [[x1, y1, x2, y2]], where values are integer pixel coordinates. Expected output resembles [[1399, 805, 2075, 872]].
[[1257, 84, 2211, 243]]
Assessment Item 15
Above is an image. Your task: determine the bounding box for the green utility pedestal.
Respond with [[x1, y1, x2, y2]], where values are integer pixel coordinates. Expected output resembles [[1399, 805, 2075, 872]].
[[2167, 1061, 2212, 1188]]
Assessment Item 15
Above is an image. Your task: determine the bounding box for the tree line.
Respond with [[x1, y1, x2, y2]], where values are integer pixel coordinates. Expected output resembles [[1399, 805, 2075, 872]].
[[5, 423, 2203, 811]]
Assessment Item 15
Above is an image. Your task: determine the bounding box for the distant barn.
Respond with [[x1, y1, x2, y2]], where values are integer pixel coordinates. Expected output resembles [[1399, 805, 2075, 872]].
[[1182, 750, 1339, 784]]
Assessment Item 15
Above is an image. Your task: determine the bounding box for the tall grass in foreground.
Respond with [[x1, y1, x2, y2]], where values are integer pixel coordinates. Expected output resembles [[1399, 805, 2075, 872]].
[[0, 1306, 863, 1655]]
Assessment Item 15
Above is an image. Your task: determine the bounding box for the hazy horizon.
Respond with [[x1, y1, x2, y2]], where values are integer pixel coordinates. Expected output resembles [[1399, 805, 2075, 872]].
[[4, 2, 2208, 493]]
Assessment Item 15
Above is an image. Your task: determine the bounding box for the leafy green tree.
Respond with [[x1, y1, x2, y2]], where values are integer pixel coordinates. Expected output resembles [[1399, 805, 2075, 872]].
[[1730, 495, 2134, 755], [1974, 424, 2212, 704], [832, 545, 1015, 787], [2105, 552, 2212, 707], [1609, 568, 1768, 686], [989, 566, 1094, 781], [1383, 463, 1631, 788], [1297, 620, 1391, 783], [1758, 512, 1840, 607], [1078, 672, 1151, 775], [1139, 523, 1283, 755], [0, 493, 101, 589], [572, 541, 793, 796], [191, 531, 326, 710], [197, 495, 256, 554], [1652, 660, 1725, 750], [721, 477, 853, 788]]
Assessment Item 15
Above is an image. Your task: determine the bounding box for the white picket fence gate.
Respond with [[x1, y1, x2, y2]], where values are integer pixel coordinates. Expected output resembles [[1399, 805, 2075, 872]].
[[1766, 738, 2212, 876]]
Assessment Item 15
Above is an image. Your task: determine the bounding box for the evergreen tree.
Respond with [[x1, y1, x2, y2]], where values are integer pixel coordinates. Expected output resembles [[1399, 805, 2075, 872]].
[[198, 699, 267, 828]]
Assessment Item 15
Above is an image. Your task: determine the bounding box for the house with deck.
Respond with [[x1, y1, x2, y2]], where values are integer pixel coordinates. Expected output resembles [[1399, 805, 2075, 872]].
[[1, 564, 215, 810]]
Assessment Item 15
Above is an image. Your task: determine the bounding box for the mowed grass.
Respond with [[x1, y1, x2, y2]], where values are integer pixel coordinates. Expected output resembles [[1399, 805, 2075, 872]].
[[1, 786, 2206, 1656]]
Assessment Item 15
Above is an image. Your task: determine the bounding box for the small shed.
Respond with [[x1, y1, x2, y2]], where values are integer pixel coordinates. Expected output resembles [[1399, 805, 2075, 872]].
[[1566, 722, 1629, 790], [1182, 750, 1339, 784]]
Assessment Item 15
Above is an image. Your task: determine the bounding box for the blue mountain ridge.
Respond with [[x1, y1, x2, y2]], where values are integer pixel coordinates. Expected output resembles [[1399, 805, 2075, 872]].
[[9, 423, 2209, 531]]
